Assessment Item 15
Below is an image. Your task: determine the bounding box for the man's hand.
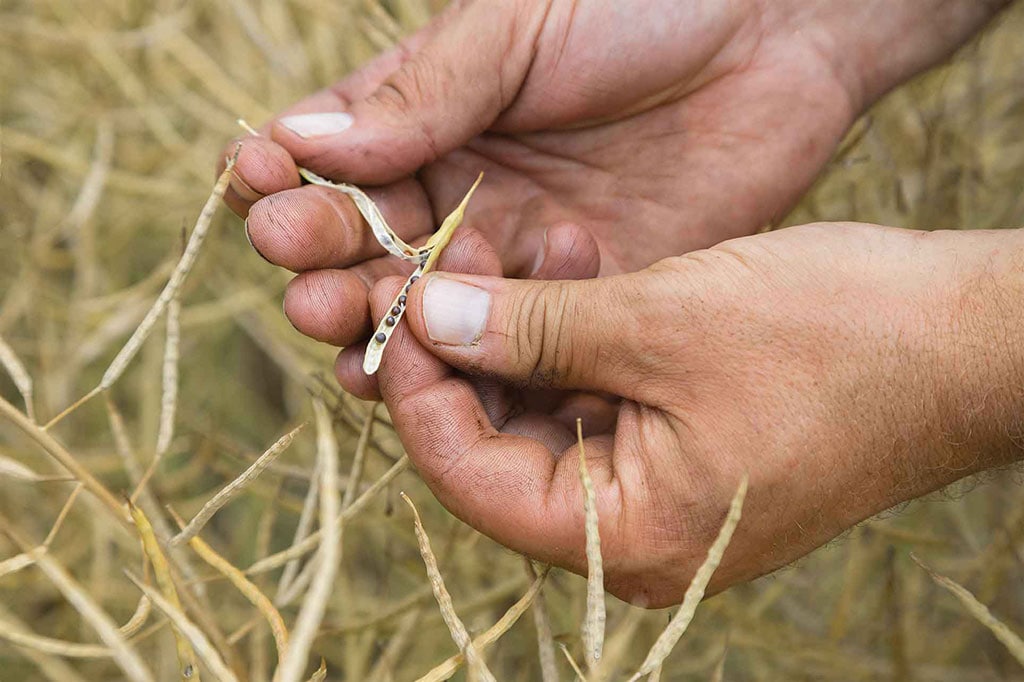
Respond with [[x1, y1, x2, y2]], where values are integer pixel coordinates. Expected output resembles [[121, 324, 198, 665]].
[[368, 223, 1024, 607], [224, 0, 1009, 361]]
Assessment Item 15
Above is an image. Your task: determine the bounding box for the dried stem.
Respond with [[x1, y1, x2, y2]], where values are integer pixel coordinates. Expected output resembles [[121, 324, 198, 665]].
[[0, 394, 127, 525], [401, 492, 496, 682], [0, 513, 154, 682], [577, 418, 605, 671], [171, 423, 305, 546], [274, 400, 341, 682]]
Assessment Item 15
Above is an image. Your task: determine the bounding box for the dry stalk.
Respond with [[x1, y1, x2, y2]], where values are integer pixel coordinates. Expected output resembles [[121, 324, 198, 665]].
[[0, 552, 35, 579], [43, 483, 83, 547], [168, 507, 289, 663], [417, 565, 551, 682], [527, 560, 560, 682], [0, 395, 127, 524], [560, 643, 587, 681], [710, 635, 729, 682], [246, 454, 409, 577], [400, 492, 496, 682], [628, 475, 749, 681], [274, 399, 341, 682], [0, 602, 90, 682], [912, 554, 1024, 666], [342, 403, 377, 509], [274, 548, 319, 608], [172, 423, 305, 546], [276, 455, 320, 601], [126, 571, 239, 682], [0, 334, 35, 421], [129, 501, 200, 680], [577, 418, 605, 671], [367, 608, 425, 682], [0, 621, 112, 658], [0, 513, 154, 681], [0, 454, 49, 482], [0, 483, 83, 581], [44, 145, 240, 430]]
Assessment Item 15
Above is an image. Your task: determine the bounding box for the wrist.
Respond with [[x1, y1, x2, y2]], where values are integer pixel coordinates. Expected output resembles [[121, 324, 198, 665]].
[[798, 227, 1024, 532], [772, 0, 1014, 113], [935, 228, 1024, 474]]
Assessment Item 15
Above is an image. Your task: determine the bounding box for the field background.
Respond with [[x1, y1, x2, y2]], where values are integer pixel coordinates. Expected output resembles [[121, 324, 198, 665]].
[[1, 1, 1024, 680]]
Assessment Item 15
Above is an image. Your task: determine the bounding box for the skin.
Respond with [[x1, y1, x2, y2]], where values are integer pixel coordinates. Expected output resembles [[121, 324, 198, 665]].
[[380, 223, 1024, 607], [222, 0, 1018, 605], [227, 0, 1006, 358]]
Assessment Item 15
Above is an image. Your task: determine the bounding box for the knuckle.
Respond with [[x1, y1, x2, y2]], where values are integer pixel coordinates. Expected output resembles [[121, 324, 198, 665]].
[[370, 58, 443, 162], [508, 284, 580, 388]]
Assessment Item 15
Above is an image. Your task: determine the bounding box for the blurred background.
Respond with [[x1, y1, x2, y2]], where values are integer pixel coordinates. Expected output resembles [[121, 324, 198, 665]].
[[1, 1, 1023, 680]]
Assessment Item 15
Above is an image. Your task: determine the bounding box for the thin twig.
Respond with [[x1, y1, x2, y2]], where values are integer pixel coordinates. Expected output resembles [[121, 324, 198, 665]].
[[401, 492, 496, 682], [126, 571, 238, 682], [417, 565, 551, 682], [43, 483, 84, 547], [0, 514, 154, 682], [171, 423, 305, 546], [44, 145, 240, 430], [0, 334, 35, 422], [577, 418, 605, 671], [0, 395, 127, 524], [913, 554, 1024, 666], [628, 475, 749, 681], [168, 507, 289, 664], [274, 400, 341, 682], [246, 455, 408, 577]]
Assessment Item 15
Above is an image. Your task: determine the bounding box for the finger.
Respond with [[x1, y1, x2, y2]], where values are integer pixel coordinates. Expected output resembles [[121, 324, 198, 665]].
[[218, 32, 433, 216], [334, 346, 381, 401], [529, 222, 602, 280], [281, 224, 503, 347], [282, 252, 435, 347], [551, 392, 621, 436], [269, 2, 539, 185], [282, 268, 373, 346], [405, 269, 654, 396], [219, 136, 302, 218], [370, 235, 614, 569], [245, 177, 433, 272]]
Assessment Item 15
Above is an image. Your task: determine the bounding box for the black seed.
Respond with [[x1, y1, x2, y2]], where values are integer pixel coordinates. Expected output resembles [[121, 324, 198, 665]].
[[385, 316, 396, 326], [390, 306, 401, 316], [374, 332, 387, 343], [398, 295, 407, 306], [410, 275, 420, 284], [404, 284, 411, 293]]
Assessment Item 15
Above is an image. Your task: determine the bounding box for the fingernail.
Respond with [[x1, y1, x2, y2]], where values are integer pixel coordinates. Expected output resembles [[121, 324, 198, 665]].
[[530, 228, 549, 276], [423, 277, 491, 346], [279, 112, 354, 138], [231, 171, 263, 202], [244, 218, 272, 264]]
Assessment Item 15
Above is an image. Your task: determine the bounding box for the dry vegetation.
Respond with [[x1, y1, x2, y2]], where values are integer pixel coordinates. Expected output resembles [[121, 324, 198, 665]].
[[1, 1, 1024, 680]]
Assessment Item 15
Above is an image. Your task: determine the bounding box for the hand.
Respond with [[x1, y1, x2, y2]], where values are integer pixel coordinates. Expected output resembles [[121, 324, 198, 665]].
[[369, 222, 1024, 607], [225, 0, 1007, 373]]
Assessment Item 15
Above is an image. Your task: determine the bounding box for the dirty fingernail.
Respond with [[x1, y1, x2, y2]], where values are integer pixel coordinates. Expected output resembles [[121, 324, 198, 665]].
[[244, 218, 272, 264], [423, 277, 490, 346], [230, 171, 263, 202]]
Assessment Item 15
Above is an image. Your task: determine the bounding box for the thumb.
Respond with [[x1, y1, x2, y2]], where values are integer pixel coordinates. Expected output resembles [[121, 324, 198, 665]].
[[406, 270, 656, 396], [271, 2, 539, 185]]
